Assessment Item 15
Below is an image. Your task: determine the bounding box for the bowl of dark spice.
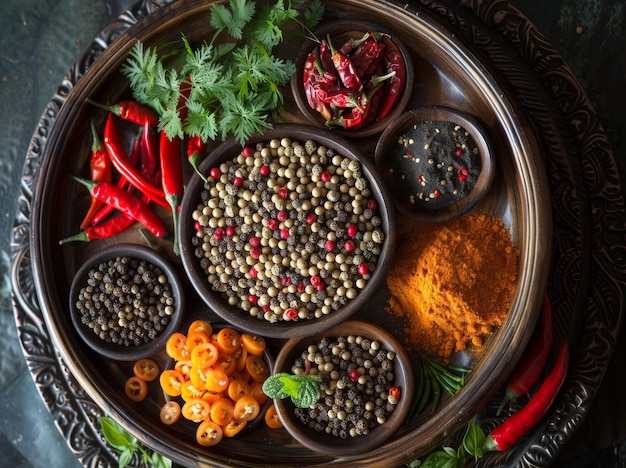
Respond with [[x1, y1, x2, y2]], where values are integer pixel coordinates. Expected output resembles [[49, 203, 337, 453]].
[[374, 106, 495, 222], [291, 20, 414, 139], [179, 124, 397, 339], [263, 319, 414, 456], [69, 244, 185, 361]]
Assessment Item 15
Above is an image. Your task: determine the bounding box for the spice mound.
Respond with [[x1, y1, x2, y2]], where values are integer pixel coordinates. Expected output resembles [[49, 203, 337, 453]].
[[74, 256, 176, 346], [387, 214, 519, 360], [389, 120, 482, 209], [190, 137, 385, 323], [291, 334, 399, 438]]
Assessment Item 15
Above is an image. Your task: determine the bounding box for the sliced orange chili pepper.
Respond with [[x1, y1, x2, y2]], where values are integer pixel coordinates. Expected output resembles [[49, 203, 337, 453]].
[[246, 355, 269, 383], [196, 420, 223, 446], [189, 364, 208, 390], [160, 401, 181, 425], [227, 379, 251, 402], [223, 419, 247, 438], [125, 376, 148, 402], [205, 366, 230, 393], [187, 330, 211, 350], [209, 397, 234, 426], [160, 369, 186, 397], [175, 360, 193, 380], [233, 345, 248, 373], [250, 380, 268, 405], [191, 342, 219, 369], [216, 353, 237, 376], [264, 403, 283, 429], [188, 319, 213, 337], [133, 358, 159, 382], [202, 391, 225, 404], [241, 333, 266, 356], [216, 328, 241, 354], [233, 394, 261, 422], [181, 380, 206, 402], [166, 332, 191, 361], [182, 398, 212, 423]]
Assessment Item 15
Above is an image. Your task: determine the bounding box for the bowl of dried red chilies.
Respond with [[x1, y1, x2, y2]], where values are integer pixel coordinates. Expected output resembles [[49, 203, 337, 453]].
[[69, 244, 186, 361], [291, 20, 414, 139]]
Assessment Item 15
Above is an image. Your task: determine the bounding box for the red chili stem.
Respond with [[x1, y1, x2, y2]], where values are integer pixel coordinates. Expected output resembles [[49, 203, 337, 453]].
[[86, 98, 159, 127], [79, 120, 112, 230], [485, 341, 569, 452], [187, 135, 208, 181], [497, 293, 553, 416], [71, 176, 167, 238], [159, 131, 184, 255], [103, 113, 169, 209]]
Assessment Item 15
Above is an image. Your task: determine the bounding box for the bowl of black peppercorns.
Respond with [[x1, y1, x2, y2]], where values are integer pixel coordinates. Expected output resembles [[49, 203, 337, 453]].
[[69, 244, 185, 361], [265, 319, 414, 456], [178, 124, 397, 340]]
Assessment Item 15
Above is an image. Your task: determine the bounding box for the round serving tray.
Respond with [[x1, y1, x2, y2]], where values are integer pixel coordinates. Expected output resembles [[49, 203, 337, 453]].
[[10, 0, 626, 467]]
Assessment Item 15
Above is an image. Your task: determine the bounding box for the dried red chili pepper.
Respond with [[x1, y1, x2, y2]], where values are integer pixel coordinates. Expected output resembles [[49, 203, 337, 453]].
[[378, 46, 406, 120], [484, 340, 569, 452], [86, 98, 159, 127], [326, 81, 386, 129], [352, 38, 386, 78], [339, 31, 371, 55], [79, 120, 112, 230], [311, 83, 363, 110], [319, 39, 336, 76], [159, 131, 184, 255], [103, 113, 169, 209], [328, 36, 363, 92], [497, 293, 553, 416], [71, 176, 167, 238], [187, 135, 208, 181]]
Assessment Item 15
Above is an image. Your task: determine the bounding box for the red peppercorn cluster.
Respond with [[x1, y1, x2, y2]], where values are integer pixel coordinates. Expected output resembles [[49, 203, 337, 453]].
[[190, 137, 386, 323]]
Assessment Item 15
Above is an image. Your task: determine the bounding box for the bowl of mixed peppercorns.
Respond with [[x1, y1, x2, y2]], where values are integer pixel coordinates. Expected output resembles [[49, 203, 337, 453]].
[[291, 20, 414, 139], [374, 106, 496, 223], [263, 319, 414, 456], [178, 124, 397, 339], [69, 244, 185, 361]]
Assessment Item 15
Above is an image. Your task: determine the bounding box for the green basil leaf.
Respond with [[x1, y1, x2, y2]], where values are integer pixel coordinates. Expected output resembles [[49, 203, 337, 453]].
[[462, 419, 486, 460], [99, 417, 135, 451], [421, 450, 458, 468], [151, 451, 173, 468], [118, 448, 134, 468]]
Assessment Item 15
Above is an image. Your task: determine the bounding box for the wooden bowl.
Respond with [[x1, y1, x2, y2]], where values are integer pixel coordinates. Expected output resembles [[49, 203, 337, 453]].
[[69, 244, 185, 361], [291, 20, 414, 139], [178, 123, 397, 339], [272, 319, 414, 456], [374, 106, 495, 222]]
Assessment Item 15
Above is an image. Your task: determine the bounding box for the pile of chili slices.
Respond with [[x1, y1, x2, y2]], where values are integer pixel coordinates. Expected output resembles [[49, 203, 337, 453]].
[[60, 101, 201, 254], [303, 31, 405, 129]]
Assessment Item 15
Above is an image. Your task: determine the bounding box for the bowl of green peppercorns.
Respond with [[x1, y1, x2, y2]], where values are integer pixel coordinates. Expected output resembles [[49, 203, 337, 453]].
[[69, 244, 186, 361], [265, 319, 414, 456], [178, 124, 397, 339]]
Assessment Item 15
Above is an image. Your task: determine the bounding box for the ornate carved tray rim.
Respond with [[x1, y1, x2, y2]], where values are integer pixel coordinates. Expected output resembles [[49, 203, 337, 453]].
[[10, 0, 626, 466]]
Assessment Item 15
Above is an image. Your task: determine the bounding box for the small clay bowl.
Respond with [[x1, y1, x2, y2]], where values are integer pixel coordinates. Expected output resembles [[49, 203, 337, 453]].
[[272, 319, 414, 456], [374, 106, 495, 222], [69, 244, 185, 361], [291, 20, 414, 139], [178, 123, 397, 339]]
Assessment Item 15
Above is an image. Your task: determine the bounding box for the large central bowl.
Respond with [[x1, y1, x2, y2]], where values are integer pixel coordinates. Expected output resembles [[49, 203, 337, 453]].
[[179, 124, 397, 339]]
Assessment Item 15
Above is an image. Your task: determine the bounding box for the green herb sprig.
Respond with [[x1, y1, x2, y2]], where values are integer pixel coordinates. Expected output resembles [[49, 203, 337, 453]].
[[262, 372, 320, 408], [121, 0, 324, 145], [99, 416, 171, 468], [408, 419, 486, 468]]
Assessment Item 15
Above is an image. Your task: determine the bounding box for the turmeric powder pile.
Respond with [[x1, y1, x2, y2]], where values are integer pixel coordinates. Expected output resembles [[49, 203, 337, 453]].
[[386, 213, 519, 361]]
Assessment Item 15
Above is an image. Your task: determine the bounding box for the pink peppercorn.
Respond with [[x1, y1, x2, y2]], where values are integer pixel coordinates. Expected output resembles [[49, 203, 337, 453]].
[[260, 165, 270, 176], [358, 263, 369, 275], [321, 171, 331, 182], [344, 240, 356, 252], [241, 146, 254, 157], [324, 240, 335, 251], [209, 167, 220, 179], [284, 308, 298, 320], [278, 187, 288, 199], [305, 213, 317, 224], [346, 224, 358, 237]]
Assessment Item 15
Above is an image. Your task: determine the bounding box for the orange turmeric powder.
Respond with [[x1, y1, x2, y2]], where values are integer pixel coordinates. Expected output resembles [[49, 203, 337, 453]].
[[386, 213, 519, 361]]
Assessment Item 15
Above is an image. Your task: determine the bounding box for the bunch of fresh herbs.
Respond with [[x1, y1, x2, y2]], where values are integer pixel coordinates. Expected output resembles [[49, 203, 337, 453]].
[[121, 0, 323, 145]]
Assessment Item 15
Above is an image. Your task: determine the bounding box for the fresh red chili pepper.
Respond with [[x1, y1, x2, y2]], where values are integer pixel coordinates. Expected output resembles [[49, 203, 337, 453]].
[[60, 213, 137, 244], [103, 113, 169, 209], [90, 131, 143, 226], [497, 293, 553, 416], [159, 131, 184, 255], [141, 120, 158, 180], [378, 46, 406, 120], [71, 176, 167, 238], [484, 340, 569, 452], [86, 98, 159, 127], [177, 75, 193, 123], [79, 120, 112, 230], [328, 36, 363, 92], [187, 135, 208, 181]]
